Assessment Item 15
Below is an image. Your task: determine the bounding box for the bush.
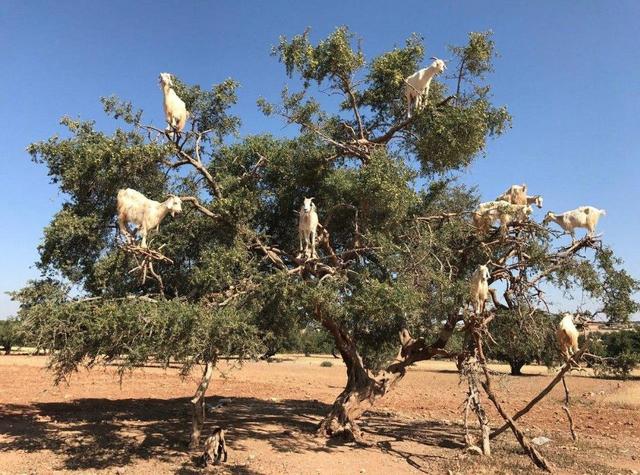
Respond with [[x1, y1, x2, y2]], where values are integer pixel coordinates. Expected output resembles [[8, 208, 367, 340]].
[[320, 361, 333, 367]]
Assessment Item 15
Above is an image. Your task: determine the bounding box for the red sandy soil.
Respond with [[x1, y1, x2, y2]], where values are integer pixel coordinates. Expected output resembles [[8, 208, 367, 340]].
[[0, 354, 638, 474]]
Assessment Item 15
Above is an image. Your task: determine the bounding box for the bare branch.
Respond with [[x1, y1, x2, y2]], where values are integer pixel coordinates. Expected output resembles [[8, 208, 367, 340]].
[[339, 74, 366, 140], [180, 196, 221, 219], [490, 345, 588, 439]]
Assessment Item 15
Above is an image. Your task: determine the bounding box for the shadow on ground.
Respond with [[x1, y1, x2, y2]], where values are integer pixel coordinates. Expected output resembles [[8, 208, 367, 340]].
[[0, 396, 465, 473]]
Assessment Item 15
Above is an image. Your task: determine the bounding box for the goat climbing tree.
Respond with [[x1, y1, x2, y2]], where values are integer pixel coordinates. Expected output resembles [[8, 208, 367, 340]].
[[17, 27, 638, 468]]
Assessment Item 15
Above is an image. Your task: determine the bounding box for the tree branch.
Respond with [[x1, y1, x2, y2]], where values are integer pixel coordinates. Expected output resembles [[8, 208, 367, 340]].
[[368, 95, 456, 145], [180, 196, 221, 219], [490, 345, 587, 439], [339, 75, 366, 140]]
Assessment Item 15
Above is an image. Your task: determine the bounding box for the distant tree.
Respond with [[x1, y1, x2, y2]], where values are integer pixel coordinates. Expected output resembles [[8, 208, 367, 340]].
[[0, 318, 23, 355], [590, 327, 640, 378], [486, 308, 557, 375]]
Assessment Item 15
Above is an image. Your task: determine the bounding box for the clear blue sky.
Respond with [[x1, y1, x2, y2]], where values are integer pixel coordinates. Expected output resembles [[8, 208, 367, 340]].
[[1, 1, 639, 318]]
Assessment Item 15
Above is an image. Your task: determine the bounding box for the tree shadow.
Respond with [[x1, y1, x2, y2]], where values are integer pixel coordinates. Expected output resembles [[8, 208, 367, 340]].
[[363, 413, 465, 473], [0, 396, 467, 473]]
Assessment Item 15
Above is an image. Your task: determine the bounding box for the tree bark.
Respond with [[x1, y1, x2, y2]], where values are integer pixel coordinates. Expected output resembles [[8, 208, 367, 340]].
[[190, 359, 215, 449], [316, 309, 462, 442], [509, 360, 525, 376], [316, 360, 392, 443]]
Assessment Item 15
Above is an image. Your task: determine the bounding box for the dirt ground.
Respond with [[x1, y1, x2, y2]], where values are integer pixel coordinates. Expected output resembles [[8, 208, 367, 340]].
[[0, 354, 638, 475]]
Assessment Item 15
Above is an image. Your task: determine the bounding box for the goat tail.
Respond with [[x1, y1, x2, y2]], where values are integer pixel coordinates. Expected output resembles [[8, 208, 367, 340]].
[[600, 209, 607, 216]]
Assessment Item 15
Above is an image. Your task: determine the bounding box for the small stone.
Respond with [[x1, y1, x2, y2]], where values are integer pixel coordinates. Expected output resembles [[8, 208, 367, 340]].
[[531, 436, 551, 446]]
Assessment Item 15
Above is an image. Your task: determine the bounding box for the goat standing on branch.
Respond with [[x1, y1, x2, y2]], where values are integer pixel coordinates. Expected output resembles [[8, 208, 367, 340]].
[[404, 57, 447, 118], [470, 265, 491, 315], [298, 197, 319, 259], [117, 188, 182, 248], [473, 201, 532, 235], [557, 313, 579, 360], [496, 183, 527, 205], [543, 206, 606, 242], [159, 72, 189, 137], [496, 184, 544, 209]]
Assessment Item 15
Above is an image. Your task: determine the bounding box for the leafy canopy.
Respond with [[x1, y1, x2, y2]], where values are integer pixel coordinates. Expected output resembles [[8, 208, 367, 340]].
[[17, 27, 638, 380]]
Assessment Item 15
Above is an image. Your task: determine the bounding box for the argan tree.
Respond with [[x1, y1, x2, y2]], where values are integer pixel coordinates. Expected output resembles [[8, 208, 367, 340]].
[[18, 27, 637, 468]]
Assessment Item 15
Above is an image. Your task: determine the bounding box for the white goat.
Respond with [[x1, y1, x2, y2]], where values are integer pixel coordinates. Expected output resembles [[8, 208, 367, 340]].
[[298, 197, 319, 259], [496, 184, 527, 205], [404, 58, 446, 118], [496, 184, 543, 209], [117, 188, 182, 248], [470, 265, 491, 315], [159, 72, 189, 135], [473, 201, 532, 234], [557, 313, 579, 359], [543, 206, 606, 242]]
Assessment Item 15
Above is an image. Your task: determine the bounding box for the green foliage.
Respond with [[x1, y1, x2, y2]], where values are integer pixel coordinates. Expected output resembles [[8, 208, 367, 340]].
[[552, 246, 640, 323], [171, 77, 241, 143], [27, 118, 172, 285], [449, 31, 496, 80], [360, 33, 424, 122], [270, 27, 511, 175], [298, 327, 335, 355], [410, 99, 510, 174], [18, 292, 263, 382], [320, 360, 334, 367], [274, 27, 365, 86]]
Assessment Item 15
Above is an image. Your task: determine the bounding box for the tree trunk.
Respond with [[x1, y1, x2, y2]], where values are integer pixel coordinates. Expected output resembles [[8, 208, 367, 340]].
[[190, 359, 215, 449], [316, 309, 462, 443], [316, 357, 398, 443], [509, 360, 525, 376]]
